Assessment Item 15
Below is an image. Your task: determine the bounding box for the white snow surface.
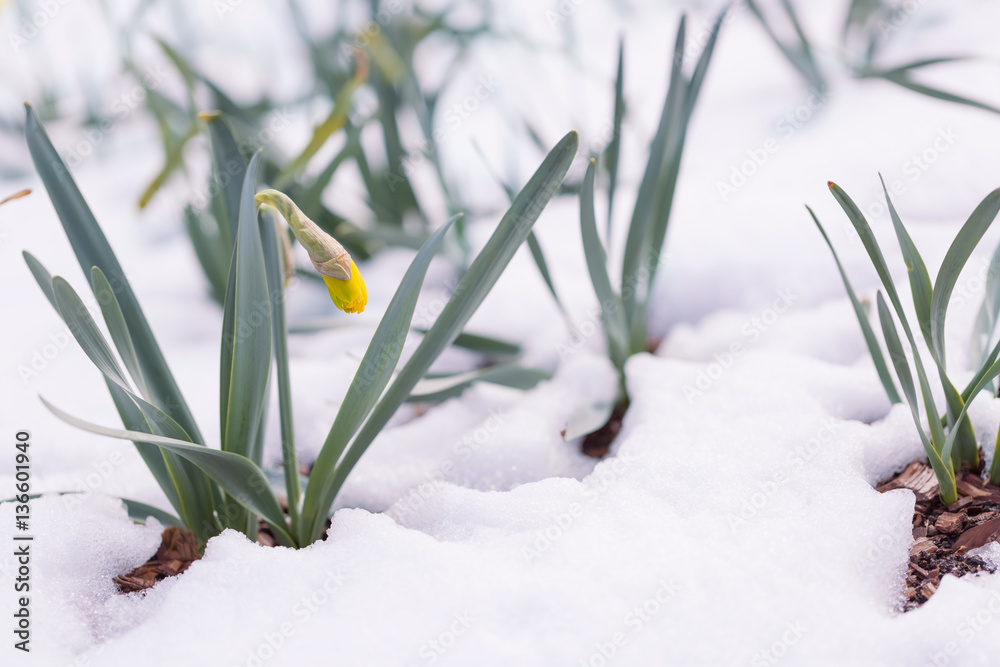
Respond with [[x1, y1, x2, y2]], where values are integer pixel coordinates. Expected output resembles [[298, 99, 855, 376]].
[[3, 0, 1000, 665]]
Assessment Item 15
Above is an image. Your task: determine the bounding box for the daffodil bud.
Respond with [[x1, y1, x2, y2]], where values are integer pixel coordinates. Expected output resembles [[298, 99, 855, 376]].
[[255, 189, 350, 279], [255, 189, 367, 314]]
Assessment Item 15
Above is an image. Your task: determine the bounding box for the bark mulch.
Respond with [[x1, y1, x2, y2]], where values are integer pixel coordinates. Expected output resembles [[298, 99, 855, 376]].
[[878, 460, 1000, 611], [114, 526, 201, 594], [581, 404, 628, 458], [116, 504, 326, 594]]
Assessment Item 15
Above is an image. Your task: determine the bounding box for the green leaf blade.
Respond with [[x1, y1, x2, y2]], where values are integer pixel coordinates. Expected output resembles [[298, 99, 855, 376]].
[[806, 206, 901, 403], [880, 176, 934, 351], [302, 130, 579, 543], [930, 188, 1000, 367], [203, 112, 248, 245], [299, 214, 459, 544], [605, 37, 625, 234], [581, 158, 628, 370], [876, 293, 955, 502], [260, 208, 299, 533], [51, 276, 133, 392], [24, 103, 203, 444], [220, 151, 272, 463], [407, 364, 552, 404], [92, 267, 149, 399], [42, 397, 293, 546]]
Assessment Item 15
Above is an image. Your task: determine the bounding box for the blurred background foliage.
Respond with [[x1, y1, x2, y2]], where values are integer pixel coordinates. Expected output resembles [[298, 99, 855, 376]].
[[5, 0, 1000, 411]]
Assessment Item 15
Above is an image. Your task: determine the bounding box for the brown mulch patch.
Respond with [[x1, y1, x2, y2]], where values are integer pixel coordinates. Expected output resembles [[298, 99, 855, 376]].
[[114, 526, 201, 594], [877, 460, 1000, 611], [115, 511, 310, 593], [581, 404, 628, 458]]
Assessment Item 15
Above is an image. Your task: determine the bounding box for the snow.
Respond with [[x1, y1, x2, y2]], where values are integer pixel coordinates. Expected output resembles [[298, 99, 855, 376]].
[[5, 0, 1000, 665]]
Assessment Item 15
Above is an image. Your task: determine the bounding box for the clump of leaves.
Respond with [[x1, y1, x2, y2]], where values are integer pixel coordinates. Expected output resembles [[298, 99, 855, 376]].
[[747, 0, 1000, 116], [551, 11, 724, 444], [130, 1, 499, 281], [809, 177, 1000, 503], [22, 102, 578, 546]]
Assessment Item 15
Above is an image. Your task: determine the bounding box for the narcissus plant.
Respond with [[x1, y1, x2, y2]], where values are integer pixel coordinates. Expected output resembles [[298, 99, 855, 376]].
[[21, 101, 578, 547], [809, 178, 1000, 504]]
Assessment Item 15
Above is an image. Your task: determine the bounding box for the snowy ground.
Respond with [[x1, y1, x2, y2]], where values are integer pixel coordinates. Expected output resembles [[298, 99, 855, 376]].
[[4, 0, 1000, 665]]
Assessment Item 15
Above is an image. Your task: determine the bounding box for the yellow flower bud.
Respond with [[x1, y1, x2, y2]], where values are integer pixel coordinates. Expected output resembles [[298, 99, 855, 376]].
[[255, 189, 367, 313], [323, 260, 367, 314]]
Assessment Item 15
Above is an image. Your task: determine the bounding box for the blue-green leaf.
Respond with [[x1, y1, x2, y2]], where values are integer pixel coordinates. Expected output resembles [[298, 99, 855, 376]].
[[220, 151, 272, 463], [806, 206, 900, 403], [302, 131, 578, 543], [41, 397, 294, 546], [24, 103, 203, 444], [299, 214, 459, 544]]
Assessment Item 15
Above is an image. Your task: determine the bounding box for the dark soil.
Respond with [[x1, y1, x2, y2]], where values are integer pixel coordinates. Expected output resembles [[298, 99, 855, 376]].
[[877, 460, 1000, 611], [581, 404, 628, 458]]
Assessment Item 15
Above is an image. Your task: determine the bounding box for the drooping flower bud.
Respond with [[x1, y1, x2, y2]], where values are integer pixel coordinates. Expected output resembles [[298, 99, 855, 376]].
[[255, 189, 367, 313]]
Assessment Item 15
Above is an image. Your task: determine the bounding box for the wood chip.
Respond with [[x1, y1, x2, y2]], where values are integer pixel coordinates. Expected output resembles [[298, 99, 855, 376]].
[[953, 516, 1000, 553], [878, 458, 1000, 611], [935, 512, 965, 535], [953, 495, 980, 509], [959, 472, 989, 489], [877, 461, 939, 499], [956, 479, 993, 498], [910, 537, 939, 557], [970, 511, 1000, 526]]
